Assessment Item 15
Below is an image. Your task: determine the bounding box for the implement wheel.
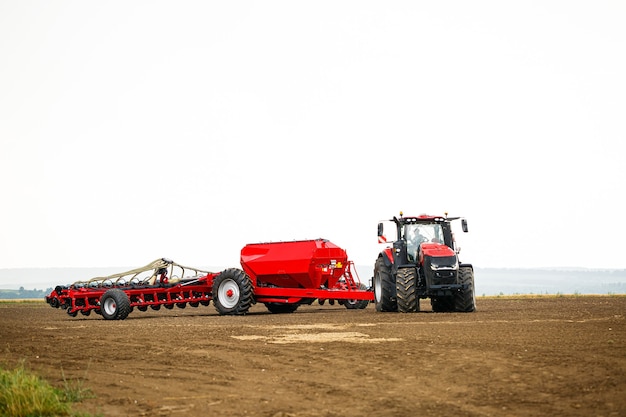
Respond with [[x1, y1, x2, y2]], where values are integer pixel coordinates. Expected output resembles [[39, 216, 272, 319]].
[[100, 289, 132, 320], [373, 256, 397, 312], [343, 283, 370, 310], [212, 268, 253, 315], [265, 303, 299, 314]]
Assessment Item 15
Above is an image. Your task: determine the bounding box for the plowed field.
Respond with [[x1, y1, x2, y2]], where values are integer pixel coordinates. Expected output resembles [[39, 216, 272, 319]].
[[1, 296, 625, 417]]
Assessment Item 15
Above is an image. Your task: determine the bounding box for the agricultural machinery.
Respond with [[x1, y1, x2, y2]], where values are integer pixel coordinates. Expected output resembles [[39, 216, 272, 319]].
[[374, 212, 476, 313], [45, 239, 373, 320]]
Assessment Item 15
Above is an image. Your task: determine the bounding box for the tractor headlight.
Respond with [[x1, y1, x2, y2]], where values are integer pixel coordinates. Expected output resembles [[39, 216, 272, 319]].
[[430, 256, 458, 271]]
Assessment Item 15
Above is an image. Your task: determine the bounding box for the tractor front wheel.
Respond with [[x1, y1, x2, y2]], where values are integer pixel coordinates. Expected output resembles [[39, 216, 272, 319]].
[[373, 256, 397, 312], [100, 289, 132, 320], [396, 267, 419, 313], [212, 269, 254, 315], [455, 266, 476, 312]]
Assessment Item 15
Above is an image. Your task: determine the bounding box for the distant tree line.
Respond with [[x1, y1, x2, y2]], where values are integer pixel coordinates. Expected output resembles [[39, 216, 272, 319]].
[[0, 287, 53, 299]]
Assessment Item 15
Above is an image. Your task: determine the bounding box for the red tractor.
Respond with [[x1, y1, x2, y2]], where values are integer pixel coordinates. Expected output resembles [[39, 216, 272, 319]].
[[373, 212, 476, 313]]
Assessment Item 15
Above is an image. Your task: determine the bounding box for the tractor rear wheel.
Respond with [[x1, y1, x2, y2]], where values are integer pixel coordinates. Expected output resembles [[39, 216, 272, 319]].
[[373, 256, 397, 312], [212, 268, 254, 315], [396, 267, 419, 313], [455, 266, 476, 312], [100, 289, 132, 320]]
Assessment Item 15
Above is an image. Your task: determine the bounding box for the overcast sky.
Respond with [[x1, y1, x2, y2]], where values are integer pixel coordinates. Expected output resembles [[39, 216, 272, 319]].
[[1, 1, 625, 273]]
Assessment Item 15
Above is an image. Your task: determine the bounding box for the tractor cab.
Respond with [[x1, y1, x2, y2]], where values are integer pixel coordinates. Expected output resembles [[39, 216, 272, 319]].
[[403, 222, 445, 263], [377, 213, 465, 268]]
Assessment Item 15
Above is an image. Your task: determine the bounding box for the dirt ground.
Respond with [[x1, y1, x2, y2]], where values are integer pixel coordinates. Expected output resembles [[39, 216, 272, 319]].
[[1, 296, 625, 417]]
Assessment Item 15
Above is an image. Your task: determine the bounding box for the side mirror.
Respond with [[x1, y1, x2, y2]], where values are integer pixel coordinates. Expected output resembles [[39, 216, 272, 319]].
[[461, 218, 468, 233], [377, 223, 387, 243]]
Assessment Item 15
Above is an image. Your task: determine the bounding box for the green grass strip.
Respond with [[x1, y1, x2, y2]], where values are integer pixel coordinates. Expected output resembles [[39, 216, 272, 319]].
[[0, 363, 97, 417]]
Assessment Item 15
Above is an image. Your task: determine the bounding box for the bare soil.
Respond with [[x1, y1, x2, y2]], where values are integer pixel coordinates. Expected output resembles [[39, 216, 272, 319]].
[[1, 296, 625, 417]]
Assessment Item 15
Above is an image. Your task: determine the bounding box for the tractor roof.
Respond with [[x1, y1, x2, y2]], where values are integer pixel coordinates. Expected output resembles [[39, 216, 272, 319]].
[[394, 214, 461, 224]]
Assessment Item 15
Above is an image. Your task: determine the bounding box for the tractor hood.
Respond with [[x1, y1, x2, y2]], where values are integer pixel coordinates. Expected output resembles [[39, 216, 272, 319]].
[[419, 243, 456, 263]]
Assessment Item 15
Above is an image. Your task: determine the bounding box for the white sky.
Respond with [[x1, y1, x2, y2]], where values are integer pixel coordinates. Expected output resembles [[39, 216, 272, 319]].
[[1, 1, 625, 271]]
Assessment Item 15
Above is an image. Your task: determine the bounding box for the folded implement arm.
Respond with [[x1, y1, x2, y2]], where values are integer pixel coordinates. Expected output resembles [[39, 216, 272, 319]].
[[45, 258, 218, 319]]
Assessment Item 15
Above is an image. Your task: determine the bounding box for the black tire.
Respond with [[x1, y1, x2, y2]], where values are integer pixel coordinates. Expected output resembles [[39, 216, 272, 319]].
[[150, 304, 161, 311], [212, 268, 254, 315], [343, 283, 370, 310], [100, 289, 132, 320], [431, 296, 455, 312], [137, 306, 148, 312], [455, 266, 476, 312], [396, 268, 419, 313], [265, 303, 299, 314], [373, 256, 397, 312]]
